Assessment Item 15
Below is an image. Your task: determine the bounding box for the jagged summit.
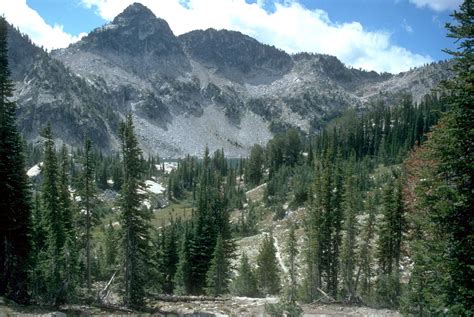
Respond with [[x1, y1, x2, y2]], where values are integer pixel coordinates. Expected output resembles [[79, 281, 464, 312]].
[[179, 28, 293, 82], [62, 2, 190, 77], [112, 2, 157, 25]]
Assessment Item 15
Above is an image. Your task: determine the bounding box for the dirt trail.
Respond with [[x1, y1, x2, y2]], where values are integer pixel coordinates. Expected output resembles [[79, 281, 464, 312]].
[[273, 235, 288, 276]]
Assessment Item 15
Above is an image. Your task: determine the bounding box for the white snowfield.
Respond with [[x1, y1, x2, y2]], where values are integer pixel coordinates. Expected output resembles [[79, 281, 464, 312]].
[[27, 162, 43, 177], [156, 162, 178, 174], [145, 180, 165, 194]]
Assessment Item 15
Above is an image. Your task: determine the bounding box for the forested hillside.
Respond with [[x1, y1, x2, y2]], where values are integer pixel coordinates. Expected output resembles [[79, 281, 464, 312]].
[[0, 1, 472, 316]]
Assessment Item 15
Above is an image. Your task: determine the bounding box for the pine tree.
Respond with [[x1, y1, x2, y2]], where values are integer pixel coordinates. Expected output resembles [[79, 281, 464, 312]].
[[286, 223, 299, 304], [118, 114, 152, 308], [256, 233, 281, 295], [232, 253, 258, 297], [340, 169, 359, 302], [375, 176, 403, 308], [104, 221, 118, 273], [357, 194, 376, 300], [302, 160, 322, 302], [0, 17, 32, 303], [80, 138, 97, 291], [40, 125, 64, 304], [206, 234, 231, 296], [58, 145, 79, 302], [174, 227, 192, 295], [245, 144, 264, 187], [161, 223, 178, 294]]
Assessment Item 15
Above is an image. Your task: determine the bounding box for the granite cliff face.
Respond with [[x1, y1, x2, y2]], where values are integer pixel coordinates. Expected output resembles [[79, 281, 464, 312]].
[[8, 3, 453, 157]]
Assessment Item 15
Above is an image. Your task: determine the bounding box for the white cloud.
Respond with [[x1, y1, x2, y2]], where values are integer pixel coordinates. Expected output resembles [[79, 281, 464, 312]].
[[0, 0, 86, 50], [403, 20, 414, 33], [408, 0, 462, 12], [80, 0, 432, 73]]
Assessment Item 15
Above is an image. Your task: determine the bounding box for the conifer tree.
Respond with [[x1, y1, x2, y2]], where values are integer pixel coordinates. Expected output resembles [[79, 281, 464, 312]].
[[38, 125, 71, 304], [340, 169, 359, 301], [232, 253, 258, 297], [286, 223, 299, 304], [375, 176, 403, 308], [118, 114, 152, 308], [104, 221, 118, 273], [357, 194, 376, 299], [58, 145, 79, 301], [80, 138, 97, 291], [206, 234, 231, 296], [0, 17, 31, 303], [245, 144, 264, 187], [256, 233, 281, 295], [404, 2, 473, 313], [161, 223, 178, 294], [174, 227, 192, 295]]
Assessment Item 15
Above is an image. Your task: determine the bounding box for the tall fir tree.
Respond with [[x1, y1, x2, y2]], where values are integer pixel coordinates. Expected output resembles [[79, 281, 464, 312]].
[[232, 253, 258, 297], [340, 165, 359, 302], [205, 234, 231, 296], [256, 233, 281, 295], [80, 138, 97, 291], [118, 114, 152, 308], [286, 223, 299, 304], [58, 145, 79, 302], [0, 17, 31, 303], [404, 2, 473, 313]]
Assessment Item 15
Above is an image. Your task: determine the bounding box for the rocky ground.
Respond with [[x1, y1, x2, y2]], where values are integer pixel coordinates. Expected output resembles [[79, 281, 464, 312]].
[[1, 296, 400, 316]]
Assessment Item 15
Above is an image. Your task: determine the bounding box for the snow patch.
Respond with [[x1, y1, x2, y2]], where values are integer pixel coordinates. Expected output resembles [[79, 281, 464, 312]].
[[156, 162, 178, 174], [145, 180, 165, 194], [27, 162, 42, 177]]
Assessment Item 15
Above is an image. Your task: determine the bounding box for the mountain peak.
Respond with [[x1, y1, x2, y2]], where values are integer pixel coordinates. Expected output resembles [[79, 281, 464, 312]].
[[113, 3, 156, 25]]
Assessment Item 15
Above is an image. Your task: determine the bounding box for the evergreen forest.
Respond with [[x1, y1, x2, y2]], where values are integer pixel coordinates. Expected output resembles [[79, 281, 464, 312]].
[[0, 1, 472, 316]]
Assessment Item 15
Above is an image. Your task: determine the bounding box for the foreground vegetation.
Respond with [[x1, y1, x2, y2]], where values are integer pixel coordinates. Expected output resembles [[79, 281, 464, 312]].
[[1, 1, 472, 315]]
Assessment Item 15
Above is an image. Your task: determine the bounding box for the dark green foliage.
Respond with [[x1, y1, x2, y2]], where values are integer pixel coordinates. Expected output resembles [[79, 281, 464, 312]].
[[206, 234, 231, 296], [158, 222, 179, 294], [256, 233, 281, 295], [118, 114, 152, 308], [375, 176, 403, 308], [31, 126, 78, 304], [340, 161, 359, 301], [79, 139, 97, 291], [286, 224, 299, 304], [104, 221, 118, 273], [245, 144, 264, 187], [174, 227, 193, 295], [403, 3, 474, 311], [232, 253, 258, 297], [0, 17, 31, 304], [237, 204, 258, 237]]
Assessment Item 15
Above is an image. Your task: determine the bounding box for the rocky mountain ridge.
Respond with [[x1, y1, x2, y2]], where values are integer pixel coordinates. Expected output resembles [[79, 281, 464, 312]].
[[8, 3, 453, 157]]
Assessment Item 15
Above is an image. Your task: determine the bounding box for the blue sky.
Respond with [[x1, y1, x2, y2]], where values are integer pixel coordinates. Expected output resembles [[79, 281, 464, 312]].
[[0, 0, 462, 73]]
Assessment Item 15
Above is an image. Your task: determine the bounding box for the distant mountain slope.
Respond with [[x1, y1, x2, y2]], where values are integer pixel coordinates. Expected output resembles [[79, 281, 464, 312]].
[[8, 3, 453, 157]]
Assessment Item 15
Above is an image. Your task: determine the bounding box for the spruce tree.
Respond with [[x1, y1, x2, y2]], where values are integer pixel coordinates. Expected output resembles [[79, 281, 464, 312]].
[[286, 223, 299, 304], [232, 253, 258, 297], [256, 233, 281, 295], [80, 138, 97, 291], [118, 114, 152, 308], [245, 144, 264, 187], [404, 2, 473, 313], [0, 17, 31, 303], [174, 227, 192, 295], [36, 126, 76, 304], [104, 221, 118, 273], [58, 145, 79, 302], [206, 234, 231, 296], [340, 170, 359, 302]]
